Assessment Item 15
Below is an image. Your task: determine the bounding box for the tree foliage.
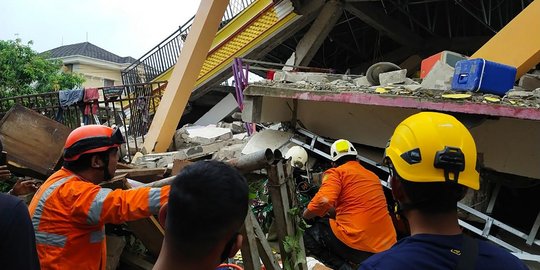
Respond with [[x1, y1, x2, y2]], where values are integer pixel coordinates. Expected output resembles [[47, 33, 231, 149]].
[[0, 39, 85, 98]]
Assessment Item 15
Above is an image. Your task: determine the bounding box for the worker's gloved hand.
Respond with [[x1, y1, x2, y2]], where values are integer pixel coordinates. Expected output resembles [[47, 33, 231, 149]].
[[12, 179, 41, 196], [303, 215, 319, 226], [0, 165, 12, 181]]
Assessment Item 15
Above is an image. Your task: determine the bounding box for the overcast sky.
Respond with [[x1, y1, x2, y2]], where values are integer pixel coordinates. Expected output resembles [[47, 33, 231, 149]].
[[0, 0, 201, 59]]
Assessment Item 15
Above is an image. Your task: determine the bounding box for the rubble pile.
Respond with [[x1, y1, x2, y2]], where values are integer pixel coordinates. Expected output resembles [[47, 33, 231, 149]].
[[255, 69, 540, 108]]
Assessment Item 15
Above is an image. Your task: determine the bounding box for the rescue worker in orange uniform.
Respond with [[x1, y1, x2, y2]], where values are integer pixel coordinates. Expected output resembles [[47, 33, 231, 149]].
[[303, 139, 397, 270], [29, 125, 170, 270]]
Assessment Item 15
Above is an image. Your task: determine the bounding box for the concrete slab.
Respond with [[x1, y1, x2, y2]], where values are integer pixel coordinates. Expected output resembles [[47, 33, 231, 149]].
[[242, 129, 294, 155], [194, 93, 238, 126], [186, 125, 233, 145]]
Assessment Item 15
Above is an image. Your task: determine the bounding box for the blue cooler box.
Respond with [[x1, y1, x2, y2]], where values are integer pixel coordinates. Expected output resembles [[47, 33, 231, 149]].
[[451, 58, 517, 96]]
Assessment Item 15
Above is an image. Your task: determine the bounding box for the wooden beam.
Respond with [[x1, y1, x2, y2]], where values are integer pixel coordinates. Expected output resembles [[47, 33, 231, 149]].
[[126, 217, 165, 256], [249, 211, 281, 270], [115, 168, 167, 179], [143, 0, 230, 153], [267, 162, 308, 270], [240, 212, 262, 270], [344, 2, 423, 48], [472, 0, 540, 79], [295, 0, 343, 66]]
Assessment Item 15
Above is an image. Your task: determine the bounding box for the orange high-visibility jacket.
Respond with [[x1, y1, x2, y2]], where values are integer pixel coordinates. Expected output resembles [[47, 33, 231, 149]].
[[307, 161, 396, 253], [28, 168, 170, 270]]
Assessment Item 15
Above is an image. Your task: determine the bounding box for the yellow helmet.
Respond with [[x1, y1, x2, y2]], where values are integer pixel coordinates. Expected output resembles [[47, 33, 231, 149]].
[[385, 112, 479, 190], [330, 139, 357, 162]]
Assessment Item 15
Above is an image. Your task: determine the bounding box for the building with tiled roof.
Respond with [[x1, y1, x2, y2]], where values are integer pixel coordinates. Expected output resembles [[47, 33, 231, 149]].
[[43, 42, 135, 88]]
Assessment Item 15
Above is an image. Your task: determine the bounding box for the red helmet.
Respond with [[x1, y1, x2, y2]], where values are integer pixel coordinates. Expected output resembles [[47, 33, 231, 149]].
[[63, 125, 125, 161]]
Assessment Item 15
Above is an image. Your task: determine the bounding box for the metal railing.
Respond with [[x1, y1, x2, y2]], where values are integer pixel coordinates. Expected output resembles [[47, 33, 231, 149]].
[[121, 0, 256, 85], [0, 81, 168, 162]]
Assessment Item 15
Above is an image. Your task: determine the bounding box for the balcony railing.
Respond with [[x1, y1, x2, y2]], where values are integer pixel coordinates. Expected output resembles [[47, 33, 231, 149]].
[[0, 81, 168, 162], [121, 0, 256, 85]]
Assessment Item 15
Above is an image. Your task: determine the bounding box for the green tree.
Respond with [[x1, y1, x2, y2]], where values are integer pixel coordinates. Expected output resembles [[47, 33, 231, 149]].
[[0, 39, 85, 98]]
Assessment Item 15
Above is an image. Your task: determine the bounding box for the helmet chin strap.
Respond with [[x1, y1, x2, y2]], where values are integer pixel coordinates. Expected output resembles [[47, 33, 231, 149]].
[[102, 152, 113, 181]]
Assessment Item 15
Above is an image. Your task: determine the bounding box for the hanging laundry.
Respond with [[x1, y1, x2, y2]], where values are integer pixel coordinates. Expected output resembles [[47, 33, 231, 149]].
[[58, 89, 84, 108], [103, 86, 124, 100], [83, 88, 100, 115], [56, 89, 84, 122]]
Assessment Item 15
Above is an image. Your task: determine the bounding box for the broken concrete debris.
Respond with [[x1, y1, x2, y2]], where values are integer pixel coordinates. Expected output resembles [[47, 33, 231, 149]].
[[366, 62, 401, 85], [518, 74, 540, 90], [251, 59, 540, 109], [420, 60, 454, 90], [174, 124, 241, 150], [217, 121, 246, 134], [185, 125, 232, 145], [379, 69, 407, 86], [353, 76, 371, 87]]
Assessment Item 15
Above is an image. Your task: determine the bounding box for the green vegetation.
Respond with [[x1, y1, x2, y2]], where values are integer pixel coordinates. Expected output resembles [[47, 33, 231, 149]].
[[0, 39, 85, 98]]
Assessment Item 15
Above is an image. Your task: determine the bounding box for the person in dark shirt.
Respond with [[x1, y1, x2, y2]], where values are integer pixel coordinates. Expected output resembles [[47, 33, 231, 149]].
[[0, 192, 40, 270], [153, 160, 249, 270], [360, 112, 527, 270]]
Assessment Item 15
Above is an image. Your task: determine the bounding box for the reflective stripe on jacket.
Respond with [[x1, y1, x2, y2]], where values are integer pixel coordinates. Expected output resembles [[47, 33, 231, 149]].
[[307, 161, 397, 253], [28, 168, 170, 270]]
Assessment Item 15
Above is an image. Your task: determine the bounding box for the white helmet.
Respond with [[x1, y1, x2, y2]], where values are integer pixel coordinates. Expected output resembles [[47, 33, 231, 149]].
[[330, 139, 357, 161], [285, 146, 308, 169]]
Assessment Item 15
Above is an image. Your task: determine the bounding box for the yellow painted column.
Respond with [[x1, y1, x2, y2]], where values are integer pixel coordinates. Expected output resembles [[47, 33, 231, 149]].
[[143, 0, 230, 153], [471, 0, 540, 79]]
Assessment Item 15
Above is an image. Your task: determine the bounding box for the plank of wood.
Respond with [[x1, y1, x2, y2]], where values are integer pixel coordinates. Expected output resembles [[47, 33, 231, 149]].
[[248, 211, 281, 270], [100, 174, 128, 190], [0, 105, 71, 177], [115, 168, 167, 183], [267, 163, 308, 270], [116, 163, 136, 170], [171, 159, 192, 175], [115, 168, 167, 177], [126, 217, 164, 257], [241, 211, 262, 270]]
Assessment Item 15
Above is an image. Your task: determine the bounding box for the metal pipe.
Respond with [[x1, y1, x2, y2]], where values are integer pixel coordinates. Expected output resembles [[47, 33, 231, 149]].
[[228, 148, 275, 173], [273, 149, 283, 164], [139, 149, 275, 188]]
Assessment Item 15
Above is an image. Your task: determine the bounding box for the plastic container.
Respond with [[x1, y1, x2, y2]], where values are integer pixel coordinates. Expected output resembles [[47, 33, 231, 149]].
[[451, 58, 517, 96]]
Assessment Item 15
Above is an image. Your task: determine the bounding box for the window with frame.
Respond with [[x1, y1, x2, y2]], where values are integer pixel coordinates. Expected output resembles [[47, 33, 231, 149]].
[[104, 79, 114, 87]]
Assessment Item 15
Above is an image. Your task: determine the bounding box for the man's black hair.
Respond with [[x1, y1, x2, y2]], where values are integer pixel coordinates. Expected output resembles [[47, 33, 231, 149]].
[[334, 155, 357, 167], [397, 173, 467, 215], [166, 160, 249, 260], [63, 148, 114, 173]]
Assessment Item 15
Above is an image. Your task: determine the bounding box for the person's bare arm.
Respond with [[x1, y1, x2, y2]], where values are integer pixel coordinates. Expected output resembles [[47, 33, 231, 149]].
[[0, 165, 12, 181], [10, 179, 41, 196]]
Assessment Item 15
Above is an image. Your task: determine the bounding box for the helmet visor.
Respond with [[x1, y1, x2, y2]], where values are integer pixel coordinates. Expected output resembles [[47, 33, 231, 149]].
[[111, 127, 126, 145]]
